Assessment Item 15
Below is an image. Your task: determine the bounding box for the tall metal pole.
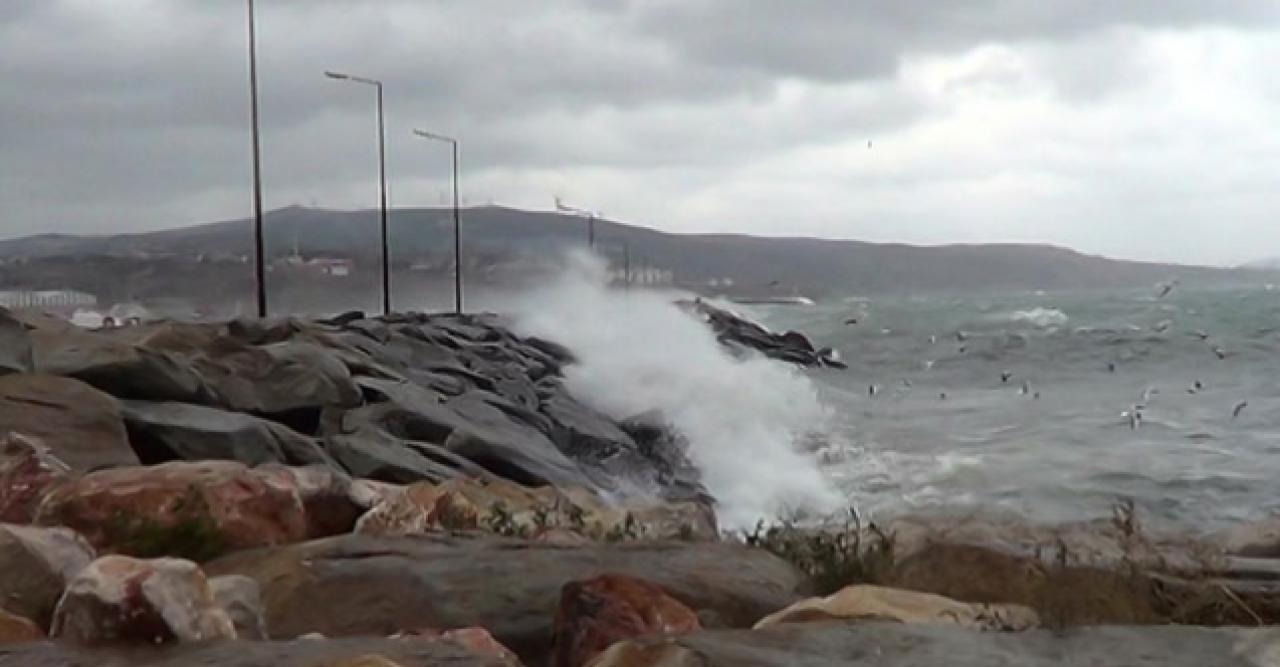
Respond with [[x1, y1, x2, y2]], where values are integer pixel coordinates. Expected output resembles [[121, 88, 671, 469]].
[[451, 140, 462, 314], [413, 129, 463, 314], [375, 82, 389, 316], [588, 214, 595, 250], [326, 71, 390, 315], [247, 0, 267, 317]]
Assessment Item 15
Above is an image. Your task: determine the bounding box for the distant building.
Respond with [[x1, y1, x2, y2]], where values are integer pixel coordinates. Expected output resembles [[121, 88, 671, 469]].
[[307, 258, 353, 277], [0, 289, 97, 310]]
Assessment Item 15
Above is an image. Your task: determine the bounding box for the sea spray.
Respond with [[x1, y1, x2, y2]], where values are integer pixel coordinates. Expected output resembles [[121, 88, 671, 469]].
[[503, 252, 843, 528]]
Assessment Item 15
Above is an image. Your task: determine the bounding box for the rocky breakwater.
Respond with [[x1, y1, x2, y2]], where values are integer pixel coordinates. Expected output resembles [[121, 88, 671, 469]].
[[676, 299, 847, 369]]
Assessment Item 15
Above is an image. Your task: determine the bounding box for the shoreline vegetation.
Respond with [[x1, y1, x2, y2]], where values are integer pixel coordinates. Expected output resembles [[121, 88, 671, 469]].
[[0, 304, 1278, 666]]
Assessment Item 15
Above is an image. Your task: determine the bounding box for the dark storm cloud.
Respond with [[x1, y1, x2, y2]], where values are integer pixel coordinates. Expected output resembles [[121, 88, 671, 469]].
[[1, 1, 1279, 264], [636, 0, 1279, 79]]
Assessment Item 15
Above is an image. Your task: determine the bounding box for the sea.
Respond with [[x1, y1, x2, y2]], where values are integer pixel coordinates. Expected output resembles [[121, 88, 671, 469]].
[[746, 285, 1280, 536]]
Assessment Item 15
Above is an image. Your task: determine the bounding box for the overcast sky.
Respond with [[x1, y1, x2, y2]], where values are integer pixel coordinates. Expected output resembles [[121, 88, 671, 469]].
[[2, 1, 1278, 265]]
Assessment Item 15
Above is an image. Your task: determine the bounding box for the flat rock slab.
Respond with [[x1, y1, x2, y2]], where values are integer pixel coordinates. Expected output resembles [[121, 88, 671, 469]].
[[607, 621, 1280, 666], [204, 534, 810, 665], [0, 637, 514, 666]]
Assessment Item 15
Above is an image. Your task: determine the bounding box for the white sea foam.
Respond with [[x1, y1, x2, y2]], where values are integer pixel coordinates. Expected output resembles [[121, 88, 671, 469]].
[[1002, 307, 1069, 327], [503, 252, 843, 527]]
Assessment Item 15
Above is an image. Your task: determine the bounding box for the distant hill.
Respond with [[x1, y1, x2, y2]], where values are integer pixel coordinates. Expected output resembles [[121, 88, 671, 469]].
[[0, 206, 1271, 302]]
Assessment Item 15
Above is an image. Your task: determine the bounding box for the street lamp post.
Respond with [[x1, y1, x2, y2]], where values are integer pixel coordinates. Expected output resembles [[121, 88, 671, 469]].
[[246, 0, 267, 317], [413, 129, 462, 314], [325, 70, 390, 315]]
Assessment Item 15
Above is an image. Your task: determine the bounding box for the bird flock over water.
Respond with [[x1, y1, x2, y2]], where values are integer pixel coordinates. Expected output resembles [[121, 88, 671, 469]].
[[840, 278, 1252, 429]]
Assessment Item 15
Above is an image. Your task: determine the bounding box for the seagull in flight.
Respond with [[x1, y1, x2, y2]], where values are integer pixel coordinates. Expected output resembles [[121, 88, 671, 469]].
[[1156, 279, 1180, 299], [1233, 401, 1249, 419]]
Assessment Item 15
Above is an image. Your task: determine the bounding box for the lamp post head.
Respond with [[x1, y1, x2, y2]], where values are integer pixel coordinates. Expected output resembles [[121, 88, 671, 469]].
[[324, 70, 349, 80]]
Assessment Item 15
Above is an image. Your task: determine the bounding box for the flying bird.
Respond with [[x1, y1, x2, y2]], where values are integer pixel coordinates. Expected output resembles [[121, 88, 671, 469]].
[[956, 331, 969, 342], [1121, 405, 1143, 430], [1001, 370, 1013, 384], [1152, 319, 1173, 333], [1107, 362, 1117, 373], [1213, 346, 1228, 360], [1190, 330, 1210, 341], [844, 317, 859, 325], [1233, 401, 1249, 419], [869, 384, 880, 397], [1155, 279, 1180, 299]]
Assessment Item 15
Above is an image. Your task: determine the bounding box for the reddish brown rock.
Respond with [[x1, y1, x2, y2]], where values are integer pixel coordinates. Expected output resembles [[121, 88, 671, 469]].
[[50, 554, 236, 644], [0, 373, 138, 472], [0, 523, 96, 629], [256, 464, 363, 538], [552, 574, 701, 667], [0, 607, 42, 644], [0, 434, 72, 524], [35, 460, 306, 561]]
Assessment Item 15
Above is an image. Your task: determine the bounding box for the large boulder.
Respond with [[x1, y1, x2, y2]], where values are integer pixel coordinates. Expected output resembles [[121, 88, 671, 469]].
[[35, 461, 307, 561], [1223, 518, 1280, 558], [0, 374, 138, 471], [30, 326, 210, 403], [0, 524, 96, 629], [875, 514, 1275, 626], [0, 308, 32, 376], [754, 584, 1038, 631], [121, 400, 331, 467], [324, 424, 474, 485], [50, 555, 236, 644], [189, 339, 362, 418], [595, 623, 1280, 667], [205, 534, 811, 664], [0, 636, 519, 666], [552, 574, 701, 667], [0, 434, 73, 523], [332, 392, 588, 489], [255, 464, 364, 539]]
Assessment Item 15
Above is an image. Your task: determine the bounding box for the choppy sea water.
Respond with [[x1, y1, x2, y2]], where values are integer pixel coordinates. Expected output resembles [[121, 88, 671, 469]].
[[747, 285, 1280, 535]]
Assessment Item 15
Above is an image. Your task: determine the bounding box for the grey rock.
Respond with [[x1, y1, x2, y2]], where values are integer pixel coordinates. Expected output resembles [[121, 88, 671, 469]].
[[205, 534, 810, 666], [0, 308, 33, 376], [122, 401, 331, 467], [0, 524, 96, 630], [0, 374, 139, 472], [209, 575, 268, 640]]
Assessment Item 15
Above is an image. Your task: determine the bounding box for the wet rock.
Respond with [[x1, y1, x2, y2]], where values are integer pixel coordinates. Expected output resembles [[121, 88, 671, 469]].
[[325, 422, 479, 485], [589, 622, 1280, 667], [0, 308, 33, 376], [879, 514, 1232, 625], [0, 374, 138, 471], [35, 461, 307, 561], [0, 434, 73, 523], [394, 627, 522, 666], [355, 478, 714, 542], [0, 524, 96, 629], [50, 555, 236, 644], [1223, 517, 1280, 558], [31, 326, 210, 403], [552, 574, 701, 667], [0, 636, 518, 665], [754, 584, 1038, 631], [0, 608, 42, 644], [191, 339, 362, 417], [676, 300, 845, 369], [122, 400, 331, 467], [204, 534, 810, 665], [255, 464, 362, 539], [211, 574, 268, 640]]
